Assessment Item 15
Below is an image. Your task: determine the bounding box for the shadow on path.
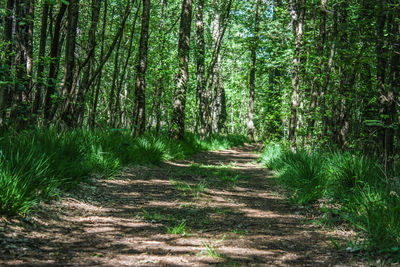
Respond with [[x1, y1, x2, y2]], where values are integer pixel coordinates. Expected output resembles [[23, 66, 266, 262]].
[[0, 144, 363, 266]]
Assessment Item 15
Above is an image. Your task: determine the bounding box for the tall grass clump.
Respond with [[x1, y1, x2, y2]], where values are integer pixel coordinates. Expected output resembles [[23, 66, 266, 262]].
[[260, 142, 286, 169], [0, 128, 248, 215], [325, 152, 385, 202], [277, 150, 326, 204], [260, 143, 400, 259]]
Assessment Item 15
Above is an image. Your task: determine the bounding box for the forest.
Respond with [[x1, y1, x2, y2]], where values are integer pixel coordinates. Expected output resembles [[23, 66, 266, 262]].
[[0, 0, 399, 264]]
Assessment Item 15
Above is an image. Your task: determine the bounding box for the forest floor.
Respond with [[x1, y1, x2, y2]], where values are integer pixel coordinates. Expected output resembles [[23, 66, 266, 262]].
[[0, 144, 369, 266]]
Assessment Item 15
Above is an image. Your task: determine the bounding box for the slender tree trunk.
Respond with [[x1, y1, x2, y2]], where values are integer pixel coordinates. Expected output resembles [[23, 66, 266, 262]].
[[308, 0, 326, 139], [90, 0, 108, 129], [13, 0, 34, 128], [44, 3, 67, 123], [86, 1, 132, 127], [207, 0, 232, 135], [133, 0, 151, 136], [288, 0, 305, 150], [247, 0, 261, 141], [32, 1, 49, 120], [73, 0, 101, 126], [109, 34, 122, 126], [383, 1, 399, 171], [60, 0, 80, 127], [116, 2, 141, 128], [196, 0, 207, 136], [376, 0, 388, 152], [1, 0, 15, 126], [320, 10, 337, 139], [170, 0, 193, 139], [154, 0, 167, 135]]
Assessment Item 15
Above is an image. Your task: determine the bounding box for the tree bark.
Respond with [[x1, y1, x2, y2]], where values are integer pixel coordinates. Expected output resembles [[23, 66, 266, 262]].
[[307, 0, 326, 139], [109, 34, 123, 126], [32, 1, 49, 120], [73, 0, 101, 126], [247, 0, 261, 142], [44, 3, 67, 124], [196, 0, 207, 136], [133, 0, 151, 136], [288, 0, 306, 150], [88, 1, 133, 128], [13, 0, 34, 128], [1, 0, 15, 126], [170, 0, 193, 139], [60, 0, 80, 127], [116, 2, 141, 128], [320, 10, 337, 139], [382, 0, 399, 171]]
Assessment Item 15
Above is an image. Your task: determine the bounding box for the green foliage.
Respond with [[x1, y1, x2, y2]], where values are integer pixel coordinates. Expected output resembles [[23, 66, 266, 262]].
[[0, 128, 247, 215], [325, 152, 384, 201], [201, 242, 222, 259], [277, 150, 326, 204], [166, 221, 187, 235], [260, 144, 400, 259]]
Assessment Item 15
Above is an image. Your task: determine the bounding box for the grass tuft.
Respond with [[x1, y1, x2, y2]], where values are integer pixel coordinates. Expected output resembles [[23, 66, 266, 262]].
[[260, 142, 400, 260], [0, 128, 248, 215]]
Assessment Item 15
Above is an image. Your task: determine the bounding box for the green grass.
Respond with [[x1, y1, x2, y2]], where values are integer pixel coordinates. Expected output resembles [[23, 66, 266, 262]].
[[201, 242, 222, 259], [0, 128, 248, 215], [170, 179, 206, 197], [166, 221, 187, 235], [260, 142, 400, 260]]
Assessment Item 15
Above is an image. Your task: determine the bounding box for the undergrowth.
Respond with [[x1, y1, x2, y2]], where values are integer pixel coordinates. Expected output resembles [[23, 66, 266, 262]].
[[0, 128, 248, 215], [260, 142, 400, 261]]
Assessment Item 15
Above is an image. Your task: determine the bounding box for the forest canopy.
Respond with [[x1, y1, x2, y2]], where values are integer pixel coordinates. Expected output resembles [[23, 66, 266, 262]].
[[0, 0, 399, 157]]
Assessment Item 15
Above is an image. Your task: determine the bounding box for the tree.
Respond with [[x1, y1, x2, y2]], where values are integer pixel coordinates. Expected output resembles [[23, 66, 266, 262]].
[[288, 0, 306, 150], [247, 0, 261, 142], [133, 0, 151, 136], [170, 0, 193, 139]]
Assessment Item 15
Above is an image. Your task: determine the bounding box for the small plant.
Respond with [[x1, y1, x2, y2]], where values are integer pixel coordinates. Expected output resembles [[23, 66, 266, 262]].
[[170, 179, 206, 197], [166, 221, 187, 235], [142, 209, 163, 222], [231, 229, 248, 236], [201, 242, 222, 259]]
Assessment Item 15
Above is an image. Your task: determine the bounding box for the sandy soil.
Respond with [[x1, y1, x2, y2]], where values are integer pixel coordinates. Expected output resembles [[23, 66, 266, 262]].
[[0, 144, 368, 266]]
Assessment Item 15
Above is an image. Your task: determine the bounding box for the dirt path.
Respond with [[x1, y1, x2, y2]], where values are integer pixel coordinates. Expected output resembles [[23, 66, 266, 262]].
[[0, 144, 364, 266]]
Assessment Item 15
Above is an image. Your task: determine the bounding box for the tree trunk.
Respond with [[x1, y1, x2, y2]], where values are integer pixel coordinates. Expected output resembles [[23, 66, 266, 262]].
[[383, 1, 399, 171], [320, 9, 337, 139], [196, 0, 207, 136], [109, 34, 122, 126], [44, 3, 67, 124], [13, 0, 34, 128], [89, 0, 108, 129], [288, 0, 305, 150], [116, 2, 141, 128], [73, 0, 101, 126], [170, 0, 193, 140], [154, 0, 167, 135], [32, 1, 49, 120], [87, 1, 132, 127], [308, 0, 326, 140], [60, 0, 80, 127], [1, 0, 15, 126], [206, 0, 232, 135], [247, 0, 261, 142], [133, 0, 151, 136]]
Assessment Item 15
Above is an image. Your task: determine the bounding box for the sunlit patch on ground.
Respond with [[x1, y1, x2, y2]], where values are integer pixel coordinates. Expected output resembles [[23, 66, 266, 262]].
[[0, 144, 366, 266]]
